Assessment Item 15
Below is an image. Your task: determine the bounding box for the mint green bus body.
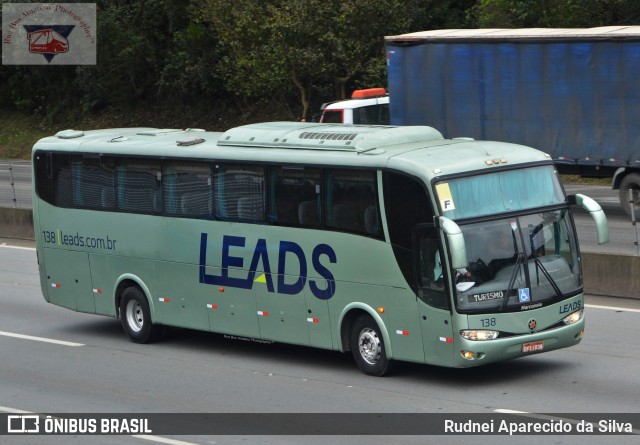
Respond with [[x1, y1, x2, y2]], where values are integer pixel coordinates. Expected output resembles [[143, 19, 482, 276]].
[[32, 122, 607, 375]]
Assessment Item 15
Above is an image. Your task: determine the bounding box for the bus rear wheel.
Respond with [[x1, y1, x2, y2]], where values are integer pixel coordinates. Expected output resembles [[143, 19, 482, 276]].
[[120, 287, 164, 343], [350, 314, 391, 376]]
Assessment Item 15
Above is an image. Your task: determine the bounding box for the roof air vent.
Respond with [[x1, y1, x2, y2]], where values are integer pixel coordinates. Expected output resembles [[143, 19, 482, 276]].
[[299, 132, 358, 141], [56, 130, 84, 139]]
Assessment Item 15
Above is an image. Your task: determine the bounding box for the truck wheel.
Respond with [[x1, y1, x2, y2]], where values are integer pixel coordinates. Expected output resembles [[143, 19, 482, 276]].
[[619, 173, 640, 218], [350, 314, 391, 376], [120, 287, 164, 343]]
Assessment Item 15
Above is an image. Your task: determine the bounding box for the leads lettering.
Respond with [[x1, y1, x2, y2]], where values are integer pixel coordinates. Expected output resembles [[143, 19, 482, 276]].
[[277, 241, 306, 295], [199, 233, 336, 300], [309, 244, 337, 300], [559, 300, 582, 314]]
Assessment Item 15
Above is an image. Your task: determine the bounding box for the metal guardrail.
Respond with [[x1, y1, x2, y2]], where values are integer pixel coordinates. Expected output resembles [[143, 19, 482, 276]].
[[0, 160, 32, 209]]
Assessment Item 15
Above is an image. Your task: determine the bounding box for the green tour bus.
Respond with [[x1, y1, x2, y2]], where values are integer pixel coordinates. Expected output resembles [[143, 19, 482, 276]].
[[32, 122, 608, 376]]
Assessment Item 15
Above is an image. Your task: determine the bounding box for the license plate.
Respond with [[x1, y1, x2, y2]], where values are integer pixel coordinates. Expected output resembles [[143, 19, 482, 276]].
[[522, 340, 544, 353]]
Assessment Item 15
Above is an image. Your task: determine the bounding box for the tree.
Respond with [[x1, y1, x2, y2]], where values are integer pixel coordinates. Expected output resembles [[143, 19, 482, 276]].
[[196, 0, 431, 119]]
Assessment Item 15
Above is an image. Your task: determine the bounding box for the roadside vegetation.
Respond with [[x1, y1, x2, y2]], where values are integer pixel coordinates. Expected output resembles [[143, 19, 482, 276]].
[[1, 0, 639, 159]]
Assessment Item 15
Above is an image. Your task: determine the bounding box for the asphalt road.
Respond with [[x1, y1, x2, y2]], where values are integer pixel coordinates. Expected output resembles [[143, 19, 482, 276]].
[[0, 240, 639, 444]]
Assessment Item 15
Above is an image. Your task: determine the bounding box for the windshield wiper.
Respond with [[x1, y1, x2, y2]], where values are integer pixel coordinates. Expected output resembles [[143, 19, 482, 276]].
[[500, 252, 525, 312], [532, 257, 563, 299], [529, 223, 563, 299]]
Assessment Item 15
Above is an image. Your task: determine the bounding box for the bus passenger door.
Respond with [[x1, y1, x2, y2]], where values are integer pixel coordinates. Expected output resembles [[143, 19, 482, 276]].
[[414, 226, 455, 366]]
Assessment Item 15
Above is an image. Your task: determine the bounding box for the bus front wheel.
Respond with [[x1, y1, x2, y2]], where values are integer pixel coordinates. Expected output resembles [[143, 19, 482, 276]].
[[350, 314, 391, 376], [120, 287, 164, 343]]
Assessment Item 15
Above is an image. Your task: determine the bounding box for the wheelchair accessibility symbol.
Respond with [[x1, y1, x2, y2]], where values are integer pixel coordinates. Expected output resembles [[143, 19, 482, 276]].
[[518, 288, 531, 303]]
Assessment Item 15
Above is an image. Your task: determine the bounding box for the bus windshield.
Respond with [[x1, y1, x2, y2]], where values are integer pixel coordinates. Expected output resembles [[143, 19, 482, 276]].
[[453, 210, 580, 313], [435, 165, 564, 220]]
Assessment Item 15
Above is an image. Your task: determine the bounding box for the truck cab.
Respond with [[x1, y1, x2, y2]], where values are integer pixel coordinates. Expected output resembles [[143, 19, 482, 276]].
[[319, 88, 390, 125]]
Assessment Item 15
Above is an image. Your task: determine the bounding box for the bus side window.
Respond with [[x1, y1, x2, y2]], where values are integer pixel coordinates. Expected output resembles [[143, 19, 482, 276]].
[[116, 158, 162, 214], [34, 151, 55, 205], [82, 156, 115, 211], [214, 164, 265, 222], [267, 166, 321, 228], [35, 151, 115, 211], [53, 154, 73, 208], [163, 160, 213, 218], [34, 152, 72, 207], [323, 168, 382, 238]]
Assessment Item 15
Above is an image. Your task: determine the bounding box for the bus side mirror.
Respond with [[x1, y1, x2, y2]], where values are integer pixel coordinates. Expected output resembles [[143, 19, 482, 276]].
[[437, 216, 468, 269], [570, 193, 609, 244]]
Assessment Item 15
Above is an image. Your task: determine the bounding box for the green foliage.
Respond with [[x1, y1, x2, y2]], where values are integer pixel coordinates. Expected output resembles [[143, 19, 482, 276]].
[[75, 0, 178, 109], [195, 0, 466, 118], [0, 111, 51, 159]]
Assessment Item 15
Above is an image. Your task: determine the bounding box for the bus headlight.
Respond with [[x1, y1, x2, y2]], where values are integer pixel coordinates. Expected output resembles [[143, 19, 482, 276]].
[[562, 308, 584, 325], [460, 330, 499, 341]]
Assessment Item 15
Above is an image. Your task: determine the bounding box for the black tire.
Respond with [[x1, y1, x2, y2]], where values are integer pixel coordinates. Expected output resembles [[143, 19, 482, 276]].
[[619, 173, 640, 218], [119, 287, 164, 343], [349, 314, 391, 376]]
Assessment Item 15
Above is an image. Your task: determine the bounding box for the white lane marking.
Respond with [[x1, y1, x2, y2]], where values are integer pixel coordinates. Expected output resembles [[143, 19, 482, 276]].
[[585, 303, 640, 313], [0, 405, 201, 445], [0, 243, 36, 251], [0, 330, 84, 347], [494, 409, 528, 414], [135, 435, 203, 445], [0, 404, 32, 414]]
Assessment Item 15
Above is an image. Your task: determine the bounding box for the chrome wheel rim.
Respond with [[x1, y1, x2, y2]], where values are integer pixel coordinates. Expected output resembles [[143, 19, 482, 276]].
[[125, 300, 144, 333], [358, 328, 381, 365]]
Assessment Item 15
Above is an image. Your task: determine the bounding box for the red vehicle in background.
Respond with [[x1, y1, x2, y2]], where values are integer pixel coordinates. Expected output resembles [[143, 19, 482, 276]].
[[27, 29, 69, 54]]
